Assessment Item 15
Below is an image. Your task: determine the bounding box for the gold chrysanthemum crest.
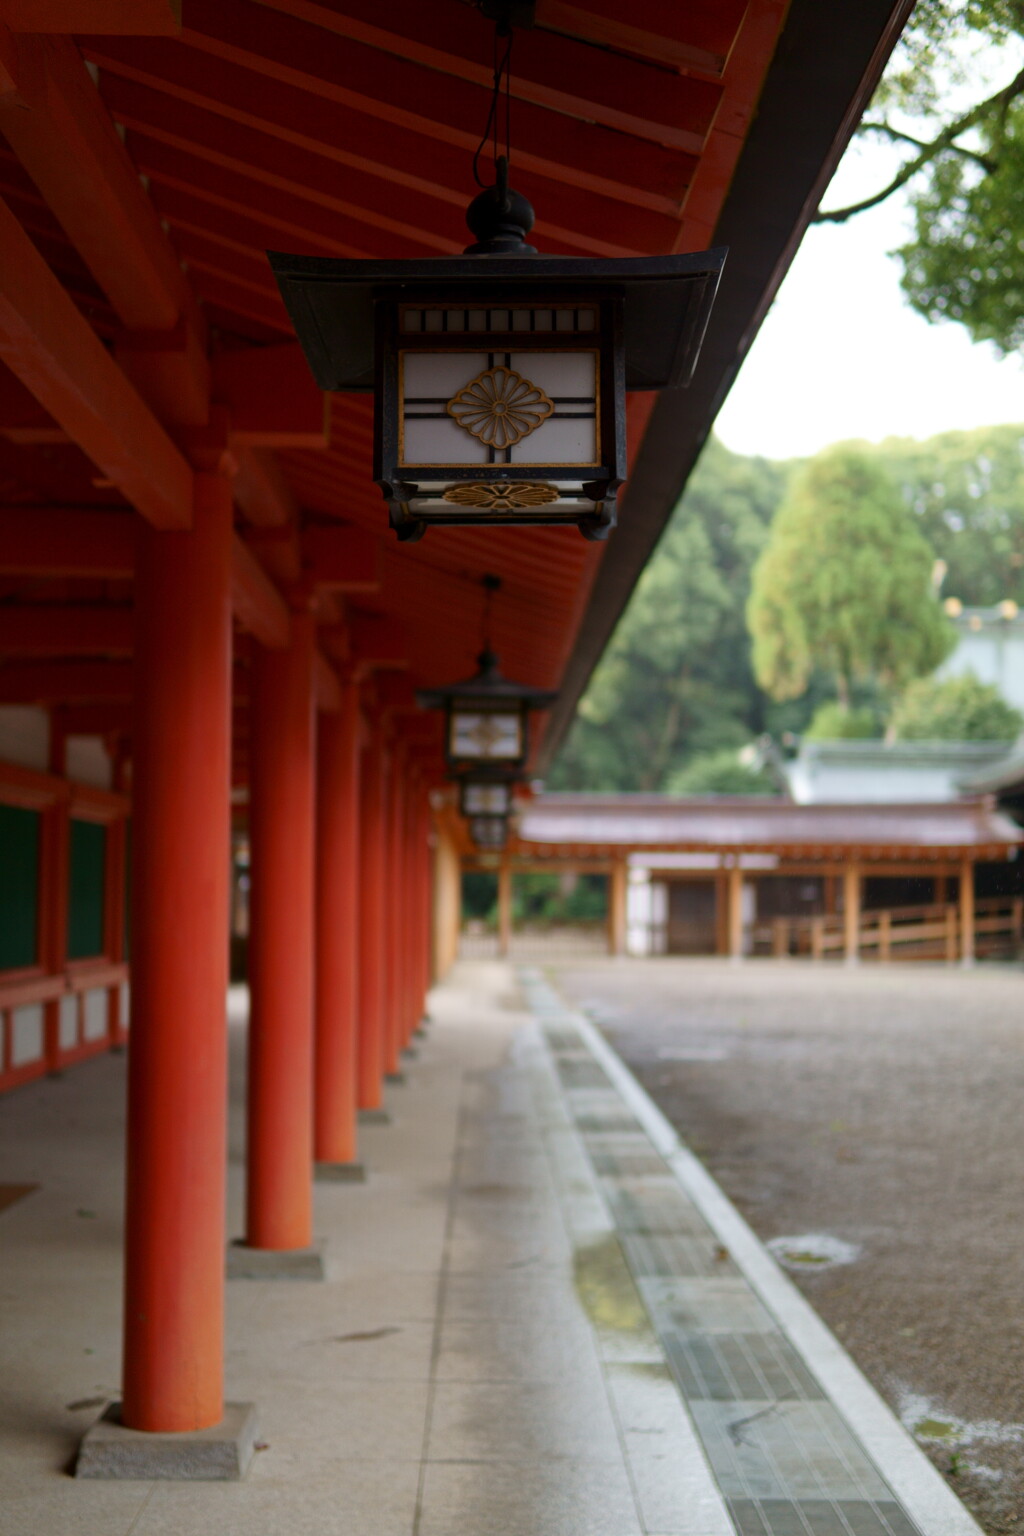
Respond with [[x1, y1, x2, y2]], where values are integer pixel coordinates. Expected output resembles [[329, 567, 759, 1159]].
[[443, 482, 560, 512], [447, 366, 553, 449]]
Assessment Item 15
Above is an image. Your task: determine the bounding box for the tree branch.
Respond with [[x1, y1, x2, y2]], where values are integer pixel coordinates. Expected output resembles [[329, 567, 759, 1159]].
[[860, 120, 996, 172], [815, 64, 1024, 224]]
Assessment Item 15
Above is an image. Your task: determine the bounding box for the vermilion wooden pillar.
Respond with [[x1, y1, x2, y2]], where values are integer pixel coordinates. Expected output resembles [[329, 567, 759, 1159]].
[[123, 473, 232, 1432], [314, 671, 361, 1164], [357, 711, 387, 1110], [247, 612, 316, 1250], [383, 741, 406, 1076]]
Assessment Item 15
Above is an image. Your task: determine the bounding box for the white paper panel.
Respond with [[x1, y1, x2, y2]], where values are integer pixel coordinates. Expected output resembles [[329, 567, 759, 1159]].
[[11, 1004, 44, 1066], [402, 351, 490, 398], [510, 351, 596, 398], [83, 988, 108, 1042], [515, 416, 597, 465], [403, 416, 489, 466], [59, 994, 79, 1050], [121, 983, 130, 1029]]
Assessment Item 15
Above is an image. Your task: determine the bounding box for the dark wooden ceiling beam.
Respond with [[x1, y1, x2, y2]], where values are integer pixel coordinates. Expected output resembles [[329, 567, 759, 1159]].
[[87, 36, 690, 215]]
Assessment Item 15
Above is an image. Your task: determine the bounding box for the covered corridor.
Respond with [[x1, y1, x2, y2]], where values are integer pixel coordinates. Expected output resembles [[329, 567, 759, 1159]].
[[0, 964, 983, 1536]]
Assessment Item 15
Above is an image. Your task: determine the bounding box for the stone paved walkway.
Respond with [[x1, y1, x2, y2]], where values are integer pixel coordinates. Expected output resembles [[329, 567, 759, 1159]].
[[0, 962, 984, 1535]]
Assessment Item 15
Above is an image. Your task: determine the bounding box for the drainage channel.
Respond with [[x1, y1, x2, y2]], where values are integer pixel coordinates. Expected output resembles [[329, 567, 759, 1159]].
[[519, 968, 983, 1536]]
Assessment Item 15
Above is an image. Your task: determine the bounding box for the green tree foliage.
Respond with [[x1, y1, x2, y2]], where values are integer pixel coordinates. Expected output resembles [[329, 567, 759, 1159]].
[[871, 424, 1024, 603], [803, 702, 881, 740], [665, 750, 778, 796], [548, 437, 789, 790], [816, 1, 1024, 357], [747, 446, 955, 705], [890, 669, 1023, 738]]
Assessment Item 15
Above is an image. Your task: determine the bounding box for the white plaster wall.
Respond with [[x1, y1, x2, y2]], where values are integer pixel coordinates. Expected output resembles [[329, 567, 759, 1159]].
[[11, 1004, 44, 1066], [66, 737, 113, 790], [0, 707, 49, 772]]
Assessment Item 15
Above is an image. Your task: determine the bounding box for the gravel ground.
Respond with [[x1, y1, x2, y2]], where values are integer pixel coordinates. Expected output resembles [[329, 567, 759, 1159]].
[[551, 956, 1024, 1536]]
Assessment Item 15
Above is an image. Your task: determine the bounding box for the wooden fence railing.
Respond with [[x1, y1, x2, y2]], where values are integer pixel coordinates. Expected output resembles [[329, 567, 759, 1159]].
[[755, 896, 1024, 962]]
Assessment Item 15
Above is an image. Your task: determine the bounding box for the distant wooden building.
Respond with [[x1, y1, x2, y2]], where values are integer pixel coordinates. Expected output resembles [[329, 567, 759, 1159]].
[[452, 794, 1024, 964]]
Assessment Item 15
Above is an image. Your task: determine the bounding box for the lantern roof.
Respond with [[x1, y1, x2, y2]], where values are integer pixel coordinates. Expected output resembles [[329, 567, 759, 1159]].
[[267, 249, 726, 394], [416, 648, 559, 712]]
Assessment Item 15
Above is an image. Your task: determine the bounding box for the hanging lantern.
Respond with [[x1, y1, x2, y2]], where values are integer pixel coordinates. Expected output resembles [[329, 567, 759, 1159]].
[[416, 574, 556, 772], [417, 646, 556, 774], [459, 774, 514, 818], [267, 6, 725, 543], [468, 813, 511, 852]]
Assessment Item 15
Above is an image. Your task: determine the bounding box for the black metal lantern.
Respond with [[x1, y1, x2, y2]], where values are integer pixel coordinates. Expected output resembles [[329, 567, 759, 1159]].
[[417, 647, 556, 773], [417, 573, 557, 771], [270, 228, 723, 542], [468, 813, 511, 851], [267, 5, 724, 543], [459, 774, 515, 818]]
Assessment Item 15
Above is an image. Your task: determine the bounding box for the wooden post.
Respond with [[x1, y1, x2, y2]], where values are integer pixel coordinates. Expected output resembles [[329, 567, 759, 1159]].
[[714, 871, 728, 954], [945, 903, 958, 963], [935, 873, 948, 905], [1012, 895, 1023, 952], [357, 711, 388, 1109], [122, 473, 232, 1432], [810, 915, 824, 960], [843, 862, 861, 965], [497, 858, 512, 958], [772, 918, 788, 958], [878, 909, 891, 963], [607, 858, 628, 956], [314, 671, 360, 1168], [959, 857, 975, 967], [727, 863, 744, 961], [247, 611, 316, 1252]]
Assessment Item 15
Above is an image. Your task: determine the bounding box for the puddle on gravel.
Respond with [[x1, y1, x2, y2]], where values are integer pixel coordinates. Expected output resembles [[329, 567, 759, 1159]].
[[767, 1232, 861, 1270]]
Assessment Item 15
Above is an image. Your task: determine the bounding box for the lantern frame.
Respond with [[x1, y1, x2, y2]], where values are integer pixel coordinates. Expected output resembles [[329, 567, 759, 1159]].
[[458, 773, 516, 818], [416, 647, 557, 775], [267, 249, 726, 542], [468, 813, 511, 851]]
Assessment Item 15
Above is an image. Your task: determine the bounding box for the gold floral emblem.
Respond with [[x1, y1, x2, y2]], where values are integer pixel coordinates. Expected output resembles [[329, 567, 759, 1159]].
[[447, 366, 553, 449], [443, 482, 560, 512]]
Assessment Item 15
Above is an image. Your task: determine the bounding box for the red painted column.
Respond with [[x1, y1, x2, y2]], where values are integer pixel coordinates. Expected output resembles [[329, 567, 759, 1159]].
[[314, 671, 361, 1165], [247, 612, 316, 1250], [383, 740, 405, 1077], [357, 708, 387, 1110], [123, 473, 232, 1432]]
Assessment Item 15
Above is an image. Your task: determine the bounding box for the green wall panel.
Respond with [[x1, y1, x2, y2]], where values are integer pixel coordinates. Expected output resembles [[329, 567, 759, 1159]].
[[0, 803, 40, 971], [68, 819, 106, 960]]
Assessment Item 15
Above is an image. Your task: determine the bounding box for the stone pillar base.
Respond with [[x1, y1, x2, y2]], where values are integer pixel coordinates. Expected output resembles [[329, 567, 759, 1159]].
[[76, 1401, 258, 1481], [358, 1107, 390, 1125], [226, 1239, 325, 1280], [315, 1161, 366, 1184]]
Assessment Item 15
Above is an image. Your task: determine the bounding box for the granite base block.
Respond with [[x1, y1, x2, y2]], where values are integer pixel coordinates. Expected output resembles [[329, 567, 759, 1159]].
[[226, 1239, 326, 1280], [76, 1401, 258, 1481]]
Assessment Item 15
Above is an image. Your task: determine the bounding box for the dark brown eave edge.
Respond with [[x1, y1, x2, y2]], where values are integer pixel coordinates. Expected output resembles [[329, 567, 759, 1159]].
[[534, 0, 918, 776]]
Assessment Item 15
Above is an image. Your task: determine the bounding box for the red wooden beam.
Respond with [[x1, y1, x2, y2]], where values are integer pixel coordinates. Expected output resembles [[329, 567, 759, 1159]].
[[172, 4, 693, 214], [302, 526, 382, 594], [59, 702, 132, 734], [0, 660, 133, 702], [234, 447, 297, 529], [88, 36, 689, 217], [267, 0, 721, 153], [314, 650, 341, 712], [212, 344, 328, 451], [0, 37, 203, 352], [347, 615, 410, 674], [0, 510, 132, 578], [0, 195, 193, 528], [230, 534, 289, 650], [1, 1, 181, 32], [99, 54, 680, 254], [0, 604, 132, 656], [539, 0, 749, 76]]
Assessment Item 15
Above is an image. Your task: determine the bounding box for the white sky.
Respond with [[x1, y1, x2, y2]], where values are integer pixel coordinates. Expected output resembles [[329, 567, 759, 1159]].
[[714, 81, 1024, 461]]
